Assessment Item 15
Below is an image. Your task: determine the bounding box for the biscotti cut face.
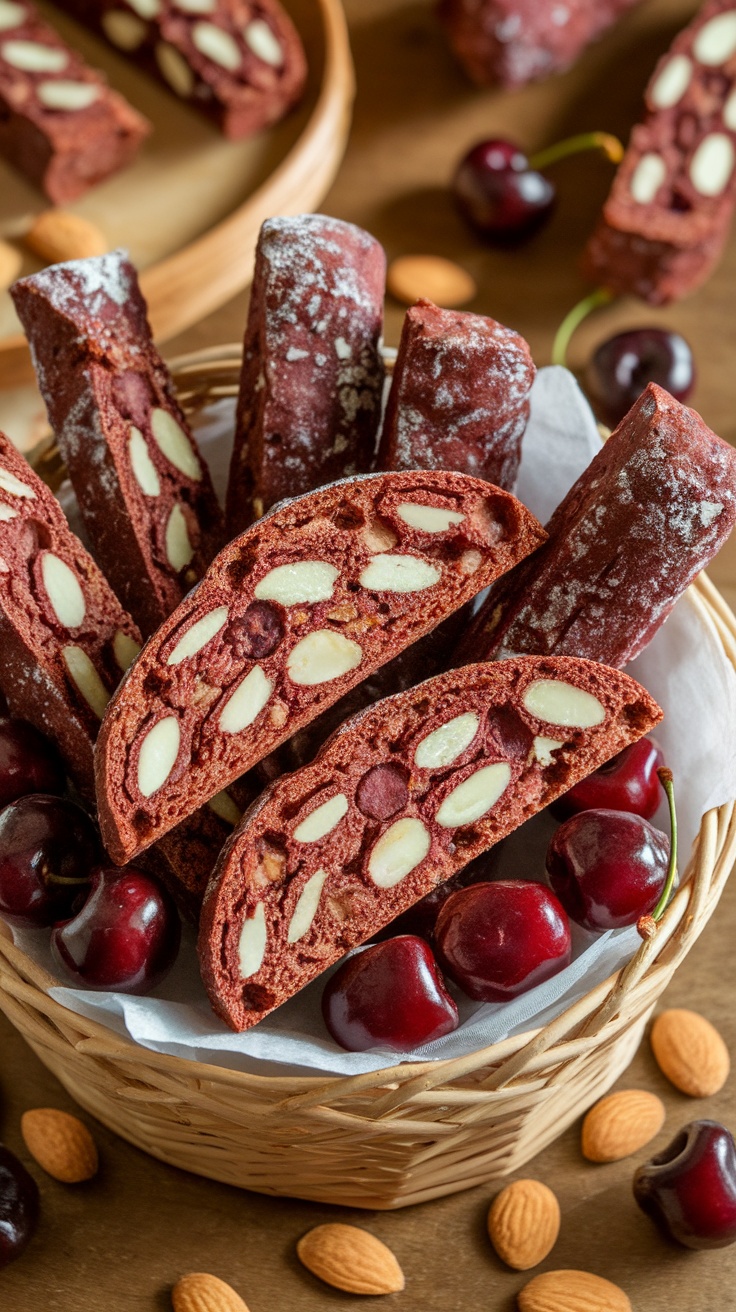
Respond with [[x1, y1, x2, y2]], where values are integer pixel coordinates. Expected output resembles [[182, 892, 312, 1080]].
[[50, 0, 306, 140], [454, 384, 736, 669], [0, 0, 149, 202], [12, 251, 225, 639], [376, 299, 534, 490], [583, 0, 736, 304], [199, 655, 662, 1032], [226, 215, 386, 534], [95, 470, 547, 864]]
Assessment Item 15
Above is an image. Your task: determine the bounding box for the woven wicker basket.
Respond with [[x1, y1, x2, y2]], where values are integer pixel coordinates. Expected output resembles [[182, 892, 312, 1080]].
[[1, 347, 735, 1211]]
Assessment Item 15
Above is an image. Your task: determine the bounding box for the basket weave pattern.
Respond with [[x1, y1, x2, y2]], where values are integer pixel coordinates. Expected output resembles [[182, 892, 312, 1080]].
[[1, 349, 735, 1210]]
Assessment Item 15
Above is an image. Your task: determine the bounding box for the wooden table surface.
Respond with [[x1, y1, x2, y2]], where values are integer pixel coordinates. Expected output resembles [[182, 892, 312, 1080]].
[[3, 0, 736, 1308]]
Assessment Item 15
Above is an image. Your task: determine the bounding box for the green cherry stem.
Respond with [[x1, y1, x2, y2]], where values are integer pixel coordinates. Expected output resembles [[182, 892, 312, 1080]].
[[551, 286, 615, 368], [529, 131, 624, 172], [637, 767, 678, 940]]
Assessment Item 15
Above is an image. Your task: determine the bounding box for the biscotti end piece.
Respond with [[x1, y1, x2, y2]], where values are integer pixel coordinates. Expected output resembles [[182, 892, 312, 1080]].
[[376, 298, 534, 489], [0, 0, 149, 202], [226, 214, 386, 534], [95, 469, 547, 865], [198, 655, 662, 1031], [12, 250, 225, 639], [455, 383, 736, 668]]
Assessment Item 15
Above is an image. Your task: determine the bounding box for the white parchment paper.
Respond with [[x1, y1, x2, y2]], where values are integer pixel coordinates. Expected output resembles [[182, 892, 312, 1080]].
[[8, 366, 736, 1076]]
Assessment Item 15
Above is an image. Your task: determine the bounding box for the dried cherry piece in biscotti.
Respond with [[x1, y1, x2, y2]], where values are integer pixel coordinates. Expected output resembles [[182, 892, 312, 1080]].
[[235, 601, 285, 660], [356, 763, 409, 820], [197, 654, 663, 1032]]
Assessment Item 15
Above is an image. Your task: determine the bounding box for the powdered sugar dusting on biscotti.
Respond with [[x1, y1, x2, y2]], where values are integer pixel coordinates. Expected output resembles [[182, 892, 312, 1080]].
[[25, 248, 133, 313]]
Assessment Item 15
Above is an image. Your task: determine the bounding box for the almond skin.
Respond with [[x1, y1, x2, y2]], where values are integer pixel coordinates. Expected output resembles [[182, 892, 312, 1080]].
[[581, 1089, 666, 1162], [650, 1008, 730, 1097], [172, 1273, 250, 1312], [24, 210, 108, 265], [21, 1108, 98, 1183], [386, 254, 477, 308], [518, 1269, 632, 1312], [487, 1178, 560, 1270], [296, 1223, 404, 1295]]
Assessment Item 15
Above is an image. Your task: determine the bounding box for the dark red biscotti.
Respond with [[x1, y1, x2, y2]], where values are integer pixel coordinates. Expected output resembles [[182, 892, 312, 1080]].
[[375, 299, 534, 490], [12, 250, 225, 639], [198, 655, 662, 1032], [583, 0, 736, 304], [95, 470, 547, 864], [226, 215, 386, 534], [52, 0, 305, 140], [0, 0, 148, 203], [437, 0, 642, 88], [454, 384, 736, 670]]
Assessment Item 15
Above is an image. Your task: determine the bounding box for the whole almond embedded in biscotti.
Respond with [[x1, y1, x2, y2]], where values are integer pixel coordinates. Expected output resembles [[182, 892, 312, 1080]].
[[296, 1223, 405, 1294], [650, 1008, 730, 1096]]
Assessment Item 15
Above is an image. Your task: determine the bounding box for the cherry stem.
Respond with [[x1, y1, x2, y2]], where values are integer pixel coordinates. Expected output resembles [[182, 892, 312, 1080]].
[[529, 131, 624, 172], [551, 287, 615, 368], [637, 768, 678, 942]]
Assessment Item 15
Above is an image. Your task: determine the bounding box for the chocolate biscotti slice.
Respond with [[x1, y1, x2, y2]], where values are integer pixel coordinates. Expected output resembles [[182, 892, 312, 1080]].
[[51, 0, 306, 139], [0, 0, 149, 202], [438, 0, 642, 89], [226, 215, 386, 534], [95, 470, 547, 864], [583, 0, 736, 304], [375, 299, 534, 490], [13, 251, 225, 639], [454, 384, 736, 668], [199, 655, 662, 1031]]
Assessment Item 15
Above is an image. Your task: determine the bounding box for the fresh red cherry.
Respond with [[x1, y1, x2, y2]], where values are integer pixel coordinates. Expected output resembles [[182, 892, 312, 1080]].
[[322, 935, 459, 1052], [51, 866, 181, 994], [588, 328, 695, 427], [0, 718, 65, 808], [434, 881, 571, 1003], [452, 139, 556, 241], [634, 1121, 736, 1250], [0, 1145, 39, 1269], [546, 808, 669, 932], [552, 739, 665, 822], [0, 794, 100, 927]]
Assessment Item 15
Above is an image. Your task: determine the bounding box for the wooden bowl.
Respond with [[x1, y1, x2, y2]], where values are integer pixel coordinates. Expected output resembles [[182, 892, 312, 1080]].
[[0, 0, 354, 390]]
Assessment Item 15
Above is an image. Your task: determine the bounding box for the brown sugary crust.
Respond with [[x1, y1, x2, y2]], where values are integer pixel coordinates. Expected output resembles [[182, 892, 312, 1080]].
[[12, 251, 225, 639], [227, 215, 386, 533], [583, 0, 736, 303], [95, 469, 547, 864], [455, 384, 736, 668], [438, 0, 642, 88], [50, 0, 306, 139], [376, 299, 534, 489], [198, 655, 662, 1032], [0, 0, 149, 203]]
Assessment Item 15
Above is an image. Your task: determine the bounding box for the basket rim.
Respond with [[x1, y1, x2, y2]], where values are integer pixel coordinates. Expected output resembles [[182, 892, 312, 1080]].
[[3, 349, 736, 1100]]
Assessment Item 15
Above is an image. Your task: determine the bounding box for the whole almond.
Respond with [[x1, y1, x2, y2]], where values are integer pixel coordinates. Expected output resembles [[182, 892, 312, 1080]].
[[21, 1107, 98, 1183], [487, 1179, 560, 1270], [387, 254, 476, 308], [0, 238, 22, 291], [582, 1089, 666, 1162], [650, 1008, 730, 1097], [24, 210, 108, 265], [297, 1223, 404, 1295], [172, 1272, 250, 1312], [518, 1269, 632, 1312]]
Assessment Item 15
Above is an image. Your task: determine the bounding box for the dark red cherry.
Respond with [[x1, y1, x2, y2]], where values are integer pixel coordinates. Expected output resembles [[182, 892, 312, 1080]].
[[0, 794, 99, 927], [434, 880, 571, 1003], [51, 866, 181, 994], [0, 717, 65, 808], [452, 139, 556, 241], [322, 936, 459, 1052], [0, 1144, 39, 1269], [552, 738, 665, 822], [634, 1120, 736, 1249], [588, 328, 695, 427], [546, 808, 669, 932]]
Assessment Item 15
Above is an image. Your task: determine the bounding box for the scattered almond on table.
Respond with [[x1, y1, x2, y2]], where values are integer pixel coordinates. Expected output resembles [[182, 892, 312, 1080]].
[[296, 1222, 405, 1295], [517, 1268, 632, 1312], [23, 210, 108, 266], [650, 1008, 730, 1097], [487, 1178, 560, 1270], [0, 238, 21, 292], [172, 1272, 250, 1312], [581, 1089, 666, 1162], [386, 253, 477, 307], [20, 1108, 98, 1184]]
